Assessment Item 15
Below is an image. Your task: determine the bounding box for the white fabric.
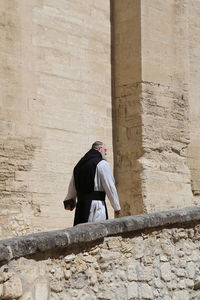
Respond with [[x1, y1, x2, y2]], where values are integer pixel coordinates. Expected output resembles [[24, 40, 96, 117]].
[[94, 160, 120, 211], [88, 200, 106, 222], [65, 175, 77, 200], [65, 159, 120, 222]]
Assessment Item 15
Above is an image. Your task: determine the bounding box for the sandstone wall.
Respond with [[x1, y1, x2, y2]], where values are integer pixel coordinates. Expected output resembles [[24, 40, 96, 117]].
[[1, 0, 200, 239], [140, 0, 193, 211], [111, 0, 144, 216], [0, 0, 113, 238], [0, 207, 200, 300], [187, 0, 200, 203], [112, 0, 195, 216]]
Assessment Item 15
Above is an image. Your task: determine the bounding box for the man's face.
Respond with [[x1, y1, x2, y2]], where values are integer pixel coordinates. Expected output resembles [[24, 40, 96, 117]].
[[100, 144, 107, 157], [97, 144, 107, 159]]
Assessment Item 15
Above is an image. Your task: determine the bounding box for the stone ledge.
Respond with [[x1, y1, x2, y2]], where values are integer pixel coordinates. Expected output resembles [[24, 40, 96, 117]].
[[0, 206, 200, 263]]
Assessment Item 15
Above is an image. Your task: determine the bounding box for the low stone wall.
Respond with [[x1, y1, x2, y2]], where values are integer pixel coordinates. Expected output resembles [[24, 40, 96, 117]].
[[0, 207, 200, 300]]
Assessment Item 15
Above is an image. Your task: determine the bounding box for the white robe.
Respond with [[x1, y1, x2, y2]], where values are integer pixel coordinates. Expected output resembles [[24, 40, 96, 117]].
[[65, 160, 120, 223]]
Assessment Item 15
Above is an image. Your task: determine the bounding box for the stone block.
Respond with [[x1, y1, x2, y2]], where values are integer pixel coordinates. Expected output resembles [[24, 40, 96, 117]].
[[185, 279, 194, 288], [50, 281, 63, 293], [194, 277, 200, 290], [99, 249, 121, 262], [49, 293, 59, 300], [20, 290, 34, 300], [140, 283, 153, 299], [127, 263, 138, 281], [161, 263, 172, 282], [0, 284, 3, 297], [34, 280, 49, 300], [64, 270, 71, 280], [172, 290, 189, 300], [3, 276, 23, 299], [127, 282, 140, 300]]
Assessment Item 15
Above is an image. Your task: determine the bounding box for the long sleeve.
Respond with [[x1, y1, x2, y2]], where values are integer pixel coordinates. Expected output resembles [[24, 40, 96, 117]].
[[95, 160, 121, 211], [64, 174, 77, 201]]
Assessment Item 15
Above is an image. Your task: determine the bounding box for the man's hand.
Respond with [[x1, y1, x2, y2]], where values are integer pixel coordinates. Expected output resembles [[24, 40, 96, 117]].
[[65, 205, 75, 211], [63, 198, 76, 211], [114, 210, 120, 215]]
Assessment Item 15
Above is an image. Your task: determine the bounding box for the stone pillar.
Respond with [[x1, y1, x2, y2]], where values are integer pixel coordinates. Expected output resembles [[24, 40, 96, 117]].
[[187, 0, 200, 204], [112, 0, 193, 216], [111, 0, 144, 215]]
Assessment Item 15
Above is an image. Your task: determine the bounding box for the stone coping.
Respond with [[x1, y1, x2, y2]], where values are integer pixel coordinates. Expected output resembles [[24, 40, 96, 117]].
[[0, 206, 200, 263]]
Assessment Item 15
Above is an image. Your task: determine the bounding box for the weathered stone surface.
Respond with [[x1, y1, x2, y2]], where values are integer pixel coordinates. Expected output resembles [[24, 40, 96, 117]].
[[2, 197, 200, 300], [187, 262, 195, 279], [160, 263, 172, 282], [127, 282, 140, 300], [194, 277, 200, 290], [112, 0, 197, 218], [49, 293, 59, 300], [1, 206, 200, 263], [0, 284, 3, 297], [3, 276, 23, 299], [0, 273, 4, 284], [172, 290, 189, 300], [0, 246, 11, 262], [50, 281, 63, 293], [20, 290, 34, 300], [34, 279, 49, 300], [64, 254, 76, 263], [140, 283, 153, 299], [64, 270, 71, 280], [185, 278, 194, 288], [0, 221, 200, 299], [0, 0, 113, 238], [177, 279, 186, 289], [100, 249, 121, 262], [176, 268, 185, 277], [0, 0, 199, 254], [107, 237, 122, 249], [127, 263, 138, 281]]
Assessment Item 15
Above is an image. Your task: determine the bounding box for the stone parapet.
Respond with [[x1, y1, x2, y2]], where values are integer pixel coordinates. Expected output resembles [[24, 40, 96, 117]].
[[0, 206, 200, 264], [1, 206, 200, 299]]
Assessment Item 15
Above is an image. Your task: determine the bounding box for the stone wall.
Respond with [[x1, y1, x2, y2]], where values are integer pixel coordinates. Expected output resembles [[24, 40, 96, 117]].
[[112, 0, 198, 216], [0, 0, 113, 238], [187, 0, 200, 202], [1, 0, 200, 240], [140, 0, 193, 212], [0, 207, 200, 299], [111, 0, 144, 216]]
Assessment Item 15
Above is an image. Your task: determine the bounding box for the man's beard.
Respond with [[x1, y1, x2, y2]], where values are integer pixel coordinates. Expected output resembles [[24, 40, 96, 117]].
[[101, 153, 107, 160]]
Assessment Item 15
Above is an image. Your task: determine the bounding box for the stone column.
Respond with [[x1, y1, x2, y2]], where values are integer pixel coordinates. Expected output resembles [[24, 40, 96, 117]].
[[187, 0, 200, 204], [112, 0, 193, 216]]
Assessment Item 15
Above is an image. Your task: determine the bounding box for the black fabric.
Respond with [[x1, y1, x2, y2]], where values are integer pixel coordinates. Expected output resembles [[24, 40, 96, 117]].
[[73, 149, 108, 226]]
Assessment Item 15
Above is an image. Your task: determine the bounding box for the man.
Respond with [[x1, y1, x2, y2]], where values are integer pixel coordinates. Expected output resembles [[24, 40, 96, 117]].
[[64, 141, 121, 226]]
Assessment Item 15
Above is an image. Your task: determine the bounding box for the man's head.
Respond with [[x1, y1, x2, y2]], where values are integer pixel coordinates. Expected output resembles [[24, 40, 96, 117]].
[[92, 141, 107, 159]]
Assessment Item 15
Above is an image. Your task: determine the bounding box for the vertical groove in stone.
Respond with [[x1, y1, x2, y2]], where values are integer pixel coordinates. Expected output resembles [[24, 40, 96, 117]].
[[187, 0, 200, 202], [111, 0, 145, 216]]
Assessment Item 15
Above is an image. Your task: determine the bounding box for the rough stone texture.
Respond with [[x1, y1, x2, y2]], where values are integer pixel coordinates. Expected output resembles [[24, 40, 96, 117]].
[[140, 0, 193, 213], [187, 0, 200, 203], [0, 207, 200, 299], [0, 206, 200, 263], [111, 0, 144, 216], [3, 276, 23, 299], [1, 0, 200, 240], [0, 0, 113, 239], [112, 0, 196, 217]]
